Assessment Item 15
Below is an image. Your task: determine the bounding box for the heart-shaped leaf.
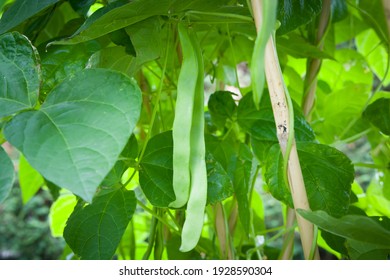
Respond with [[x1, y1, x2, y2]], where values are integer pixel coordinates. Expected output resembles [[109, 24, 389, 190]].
[[0, 146, 15, 203], [4, 69, 142, 202], [264, 142, 354, 217], [0, 32, 40, 118], [64, 188, 137, 259]]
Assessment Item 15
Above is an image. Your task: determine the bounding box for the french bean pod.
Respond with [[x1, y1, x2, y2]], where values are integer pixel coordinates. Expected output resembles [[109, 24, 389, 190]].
[[180, 26, 207, 252], [169, 24, 199, 208]]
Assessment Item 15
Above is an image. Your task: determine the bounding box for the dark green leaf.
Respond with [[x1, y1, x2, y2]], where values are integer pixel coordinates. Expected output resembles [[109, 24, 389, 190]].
[[205, 134, 237, 172], [231, 145, 252, 233], [363, 98, 390, 135], [276, 0, 323, 35], [0, 32, 40, 118], [41, 41, 100, 94], [139, 131, 175, 207], [206, 153, 234, 205], [265, 143, 354, 217], [166, 235, 201, 260], [53, 0, 172, 45], [64, 188, 137, 259], [0, 146, 14, 203], [207, 91, 237, 128], [298, 210, 390, 247], [4, 69, 142, 202], [331, 0, 348, 22], [346, 239, 390, 260], [0, 0, 61, 34], [69, 0, 95, 16]]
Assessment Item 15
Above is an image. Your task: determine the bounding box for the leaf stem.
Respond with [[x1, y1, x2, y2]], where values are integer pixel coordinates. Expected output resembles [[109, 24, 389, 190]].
[[138, 24, 172, 162]]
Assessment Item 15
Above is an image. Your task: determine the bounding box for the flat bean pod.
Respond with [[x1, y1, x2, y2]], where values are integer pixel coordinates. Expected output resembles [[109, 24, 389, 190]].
[[169, 24, 199, 208], [179, 26, 207, 252]]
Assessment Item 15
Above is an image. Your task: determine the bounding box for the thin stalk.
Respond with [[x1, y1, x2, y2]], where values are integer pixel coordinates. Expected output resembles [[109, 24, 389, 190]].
[[214, 203, 233, 259], [138, 25, 171, 162], [251, 0, 319, 259], [302, 0, 331, 120], [279, 207, 296, 260], [142, 208, 158, 260]]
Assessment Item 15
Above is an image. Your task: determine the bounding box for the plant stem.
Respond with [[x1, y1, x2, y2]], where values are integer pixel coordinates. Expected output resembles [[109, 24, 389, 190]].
[[251, 0, 319, 260], [302, 0, 331, 119]]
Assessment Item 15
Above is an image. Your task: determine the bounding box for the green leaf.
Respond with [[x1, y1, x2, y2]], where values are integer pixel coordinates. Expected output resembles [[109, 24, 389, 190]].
[[346, 239, 390, 260], [19, 154, 44, 204], [0, 0, 61, 34], [49, 191, 77, 237], [207, 91, 237, 129], [205, 134, 237, 171], [0, 32, 40, 118], [265, 143, 354, 217], [357, 0, 390, 45], [276, 0, 323, 35], [363, 98, 390, 135], [125, 17, 162, 67], [230, 145, 252, 233], [87, 46, 136, 77], [298, 210, 390, 247], [355, 29, 390, 86], [206, 153, 234, 205], [69, 0, 95, 15], [53, 0, 172, 45], [41, 42, 100, 94], [139, 131, 175, 207], [277, 33, 334, 59], [64, 188, 137, 259], [0, 146, 14, 203], [331, 0, 348, 22], [238, 92, 315, 161], [4, 69, 142, 202]]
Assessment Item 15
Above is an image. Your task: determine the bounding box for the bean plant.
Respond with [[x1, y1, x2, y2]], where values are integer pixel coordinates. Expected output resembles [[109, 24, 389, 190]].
[[0, 0, 389, 260]]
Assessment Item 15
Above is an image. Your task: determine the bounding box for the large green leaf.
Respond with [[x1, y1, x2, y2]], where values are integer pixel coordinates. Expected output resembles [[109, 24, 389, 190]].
[[265, 143, 354, 217], [0, 146, 14, 203], [363, 98, 390, 136], [4, 69, 142, 202], [138, 131, 175, 207], [19, 154, 44, 204], [64, 188, 137, 259], [0, 32, 40, 118], [298, 210, 390, 247], [0, 0, 61, 34], [276, 0, 323, 35]]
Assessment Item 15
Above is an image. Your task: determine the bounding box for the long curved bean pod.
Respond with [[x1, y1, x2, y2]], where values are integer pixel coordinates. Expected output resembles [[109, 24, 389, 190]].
[[180, 26, 207, 252], [169, 24, 199, 208]]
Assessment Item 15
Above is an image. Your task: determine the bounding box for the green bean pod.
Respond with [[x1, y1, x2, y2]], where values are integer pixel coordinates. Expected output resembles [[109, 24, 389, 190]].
[[169, 24, 199, 208], [179, 26, 207, 252]]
